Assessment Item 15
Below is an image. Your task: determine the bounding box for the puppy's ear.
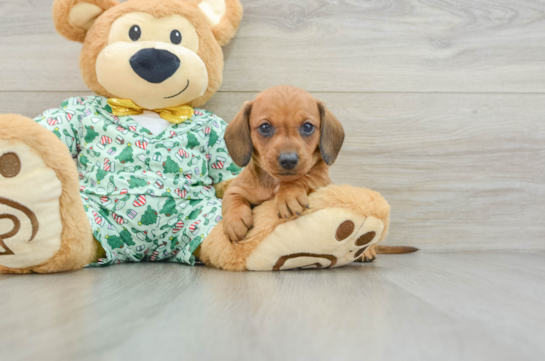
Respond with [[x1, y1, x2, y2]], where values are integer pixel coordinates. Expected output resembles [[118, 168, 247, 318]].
[[198, 0, 243, 46], [225, 101, 253, 167], [53, 0, 119, 43], [318, 101, 345, 165]]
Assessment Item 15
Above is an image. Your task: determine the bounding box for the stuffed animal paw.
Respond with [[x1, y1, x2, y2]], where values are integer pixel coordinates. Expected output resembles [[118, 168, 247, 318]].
[[0, 115, 95, 274], [200, 184, 391, 271]]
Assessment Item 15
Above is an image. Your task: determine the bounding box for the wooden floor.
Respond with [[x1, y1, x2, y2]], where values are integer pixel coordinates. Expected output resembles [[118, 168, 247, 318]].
[[1, 0, 545, 360], [0, 252, 544, 361]]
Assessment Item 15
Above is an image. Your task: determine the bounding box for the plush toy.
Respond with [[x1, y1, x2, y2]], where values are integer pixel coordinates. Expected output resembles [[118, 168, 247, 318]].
[[0, 0, 396, 274]]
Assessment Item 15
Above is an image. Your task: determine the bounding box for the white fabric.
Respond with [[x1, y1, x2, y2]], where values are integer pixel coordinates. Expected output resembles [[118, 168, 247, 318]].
[[131, 111, 171, 136], [0, 141, 63, 269]]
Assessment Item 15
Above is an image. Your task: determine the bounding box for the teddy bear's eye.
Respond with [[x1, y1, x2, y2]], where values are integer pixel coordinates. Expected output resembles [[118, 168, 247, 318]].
[[129, 25, 141, 41], [170, 30, 182, 45]]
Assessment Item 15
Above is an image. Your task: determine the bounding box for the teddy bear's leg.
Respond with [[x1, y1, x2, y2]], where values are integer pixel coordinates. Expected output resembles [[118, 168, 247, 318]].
[[199, 184, 390, 271], [0, 115, 96, 274]]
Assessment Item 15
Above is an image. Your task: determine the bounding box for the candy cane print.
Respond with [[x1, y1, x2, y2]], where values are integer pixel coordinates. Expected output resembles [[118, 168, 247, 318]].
[[172, 220, 185, 234], [176, 148, 189, 162], [156, 171, 167, 180], [92, 210, 105, 226], [46, 117, 60, 126], [175, 188, 187, 198], [189, 221, 201, 235], [112, 213, 127, 224], [133, 195, 146, 207], [135, 140, 148, 150], [211, 156, 226, 169]]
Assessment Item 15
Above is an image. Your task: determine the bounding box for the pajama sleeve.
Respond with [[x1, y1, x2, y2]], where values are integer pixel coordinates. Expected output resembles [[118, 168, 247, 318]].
[[206, 116, 243, 185], [34, 98, 83, 158]]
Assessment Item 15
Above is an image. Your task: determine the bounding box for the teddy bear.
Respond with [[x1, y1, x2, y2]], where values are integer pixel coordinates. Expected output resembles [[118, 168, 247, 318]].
[[0, 0, 395, 273]]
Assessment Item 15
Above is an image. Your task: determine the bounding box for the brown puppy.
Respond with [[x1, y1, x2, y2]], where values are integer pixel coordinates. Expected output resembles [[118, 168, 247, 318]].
[[222, 85, 343, 243], [221, 85, 419, 262]]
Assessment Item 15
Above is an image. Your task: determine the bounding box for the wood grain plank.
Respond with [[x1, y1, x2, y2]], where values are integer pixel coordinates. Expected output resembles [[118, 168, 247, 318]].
[[0, 254, 544, 361], [2, 91, 544, 251], [2, 0, 545, 92]]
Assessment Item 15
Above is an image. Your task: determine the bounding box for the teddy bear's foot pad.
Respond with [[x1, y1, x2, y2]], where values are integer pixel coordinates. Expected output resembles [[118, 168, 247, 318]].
[[245, 208, 384, 271], [0, 141, 64, 270]]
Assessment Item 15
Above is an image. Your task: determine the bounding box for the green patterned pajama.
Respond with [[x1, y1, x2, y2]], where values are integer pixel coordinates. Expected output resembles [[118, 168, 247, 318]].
[[34, 96, 241, 266]]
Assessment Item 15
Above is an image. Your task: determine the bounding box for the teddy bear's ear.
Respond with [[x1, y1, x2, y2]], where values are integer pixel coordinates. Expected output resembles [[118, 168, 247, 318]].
[[53, 0, 119, 43], [198, 0, 243, 46]]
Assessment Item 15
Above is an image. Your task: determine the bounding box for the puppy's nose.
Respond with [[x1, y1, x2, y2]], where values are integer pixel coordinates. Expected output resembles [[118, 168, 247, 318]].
[[130, 48, 180, 84], [278, 152, 299, 170]]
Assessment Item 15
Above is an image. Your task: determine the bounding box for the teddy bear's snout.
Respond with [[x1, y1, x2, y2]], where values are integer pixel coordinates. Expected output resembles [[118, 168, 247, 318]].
[[130, 48, 181, 84]]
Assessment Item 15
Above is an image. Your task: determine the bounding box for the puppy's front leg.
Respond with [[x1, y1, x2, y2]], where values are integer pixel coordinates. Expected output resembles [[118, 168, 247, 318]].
[[275, 183, 310, 219], [222, 186, 254, 243], [275, 164, 331, 219]]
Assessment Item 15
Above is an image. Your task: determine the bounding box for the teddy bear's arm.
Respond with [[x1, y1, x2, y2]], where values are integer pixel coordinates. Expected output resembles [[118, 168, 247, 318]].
[[206, 116, 244, 186], [33, 99, 84, 158]]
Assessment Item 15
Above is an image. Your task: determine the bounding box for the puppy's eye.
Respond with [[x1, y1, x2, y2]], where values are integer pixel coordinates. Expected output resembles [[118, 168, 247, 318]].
[[258, 123, 273, 136], [170, 30, 182, 45], [301, 122, 315, 136], [129, 25, 141, 41]]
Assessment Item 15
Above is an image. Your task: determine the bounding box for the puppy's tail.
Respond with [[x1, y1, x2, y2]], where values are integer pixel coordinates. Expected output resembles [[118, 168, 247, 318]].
[[376, 246, 419, 254]]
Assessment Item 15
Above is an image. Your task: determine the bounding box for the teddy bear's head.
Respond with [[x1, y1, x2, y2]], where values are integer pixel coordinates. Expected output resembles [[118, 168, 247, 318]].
[[53, 0, 242, 110]]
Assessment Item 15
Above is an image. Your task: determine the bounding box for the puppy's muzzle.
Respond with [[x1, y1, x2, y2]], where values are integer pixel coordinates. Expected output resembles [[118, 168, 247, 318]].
[[130, 48, 181, 84], [278, 152, 299, 170]]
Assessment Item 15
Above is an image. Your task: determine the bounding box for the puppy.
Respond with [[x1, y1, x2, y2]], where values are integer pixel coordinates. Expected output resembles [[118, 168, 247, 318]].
[[222, 85, 344, 243]]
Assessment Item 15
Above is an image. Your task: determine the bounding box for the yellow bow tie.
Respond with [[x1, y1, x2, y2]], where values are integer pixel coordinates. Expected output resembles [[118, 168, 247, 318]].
[[107, 98, 194, 125]]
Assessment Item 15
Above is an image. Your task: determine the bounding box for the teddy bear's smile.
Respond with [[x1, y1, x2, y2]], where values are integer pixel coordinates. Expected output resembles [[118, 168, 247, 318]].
[[164, 79, 191, 99]]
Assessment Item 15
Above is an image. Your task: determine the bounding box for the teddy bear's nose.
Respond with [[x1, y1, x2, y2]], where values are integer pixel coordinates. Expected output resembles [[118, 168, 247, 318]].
[[130, 48, 181, 84]]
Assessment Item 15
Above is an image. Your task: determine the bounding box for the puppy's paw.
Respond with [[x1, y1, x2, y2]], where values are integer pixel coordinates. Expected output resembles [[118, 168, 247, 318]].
[[355, 243, 377, 263], [223, 206, 254, 243], [275, 184, 309, 219]]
